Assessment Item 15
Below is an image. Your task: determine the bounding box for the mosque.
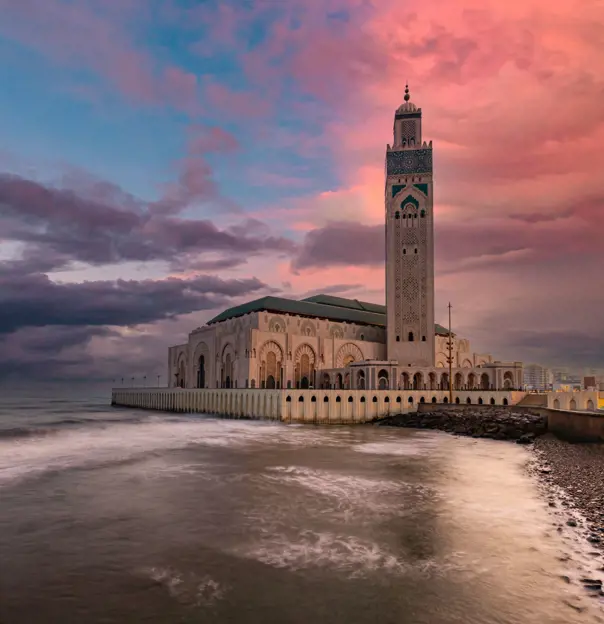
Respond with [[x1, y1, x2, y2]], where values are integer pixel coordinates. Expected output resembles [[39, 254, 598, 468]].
[[168, 87, 523, 394]]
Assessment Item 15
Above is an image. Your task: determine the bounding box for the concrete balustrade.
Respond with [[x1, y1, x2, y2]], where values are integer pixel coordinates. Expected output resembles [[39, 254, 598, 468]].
[[111, 388, 525, 424]]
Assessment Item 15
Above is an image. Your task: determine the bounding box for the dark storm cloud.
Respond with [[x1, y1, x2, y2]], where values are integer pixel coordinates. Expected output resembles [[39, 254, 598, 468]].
[[0, 272, 270, 334], [0, 172, 295, 271], [292, 221, 383, 271], [292, 194, 604, 273]]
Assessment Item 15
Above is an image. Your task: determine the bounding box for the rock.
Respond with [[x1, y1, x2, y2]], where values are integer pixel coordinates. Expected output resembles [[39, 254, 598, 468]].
[[587, 535, 601, 543], [560, 575, 571, 584], [580, 578, 602, 586], [567, 519, 578, 527]]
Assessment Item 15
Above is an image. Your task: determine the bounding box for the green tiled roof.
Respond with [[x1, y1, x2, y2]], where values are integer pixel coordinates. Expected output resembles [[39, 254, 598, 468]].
[[207, 293, 453, 335]]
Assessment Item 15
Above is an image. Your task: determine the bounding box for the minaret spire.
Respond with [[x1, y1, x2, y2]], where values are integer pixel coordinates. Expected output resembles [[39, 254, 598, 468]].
[[404, 82, 410, 102]]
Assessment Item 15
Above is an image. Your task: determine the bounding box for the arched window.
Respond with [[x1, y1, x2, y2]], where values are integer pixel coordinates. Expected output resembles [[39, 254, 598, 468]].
[[395, 211, 400, 219], [396, 335, 400, 342], [414, 248, 418, 254], [348, 396, 353, 402], [403, 249, 407, 255], [336, 396, 341, 403], [408, 332, 414, 342], [372, 396, 378, 403], [298, 396, 304, 402], [286, 396, 292, 402], [422, 336, 426, 342], [324, 396, 329, 402], [311, 396, 317, 402]]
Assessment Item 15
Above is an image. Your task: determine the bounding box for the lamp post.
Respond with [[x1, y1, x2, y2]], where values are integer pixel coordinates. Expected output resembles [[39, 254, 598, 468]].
[[131, 376, 135, 387], [157, 374, 160, 387], [143, 375, 147, 387], [446, 302, 454, 404]]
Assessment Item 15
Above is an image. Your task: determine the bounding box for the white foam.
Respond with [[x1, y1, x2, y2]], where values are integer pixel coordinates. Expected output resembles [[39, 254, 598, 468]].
[[143, 566, 226, 606], [264, 465, 403, 512], [0, 418, 327, 487], [352, 440, 438, 457], [238, 530, 408, 577]]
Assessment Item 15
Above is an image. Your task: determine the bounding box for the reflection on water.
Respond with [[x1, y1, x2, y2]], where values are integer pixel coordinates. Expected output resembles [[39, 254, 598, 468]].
[[0, 402, 602, 623]]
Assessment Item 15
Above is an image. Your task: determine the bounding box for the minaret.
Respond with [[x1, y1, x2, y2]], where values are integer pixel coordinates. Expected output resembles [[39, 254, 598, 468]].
[[385, 85, 435, 367]]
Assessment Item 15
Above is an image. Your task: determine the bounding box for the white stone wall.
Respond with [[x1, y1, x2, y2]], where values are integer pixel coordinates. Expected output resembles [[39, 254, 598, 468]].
[[548, 391, 600, 412], [112, 387, 527, 424]]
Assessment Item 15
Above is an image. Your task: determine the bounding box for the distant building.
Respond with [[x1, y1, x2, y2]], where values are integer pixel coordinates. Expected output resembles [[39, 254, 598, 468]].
[[584, 376, 597, 390], [524, 364, 553, 391]]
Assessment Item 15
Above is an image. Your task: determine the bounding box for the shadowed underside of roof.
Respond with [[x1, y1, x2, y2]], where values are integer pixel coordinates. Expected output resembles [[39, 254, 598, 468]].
[[207, 294, 452, 336]]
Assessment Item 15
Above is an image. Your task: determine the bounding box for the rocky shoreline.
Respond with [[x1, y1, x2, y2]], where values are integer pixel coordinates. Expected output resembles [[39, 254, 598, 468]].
[[376, 406, 547, 443]]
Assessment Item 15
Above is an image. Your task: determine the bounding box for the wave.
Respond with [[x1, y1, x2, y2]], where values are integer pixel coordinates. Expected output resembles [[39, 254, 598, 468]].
[[0, 418, 320, 488], [0, 415, 146, 440]]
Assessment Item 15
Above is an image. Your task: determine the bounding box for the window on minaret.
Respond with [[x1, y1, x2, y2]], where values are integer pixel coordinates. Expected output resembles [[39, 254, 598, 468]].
[[408, 332, 414, 342], [395, 211, 400, 219]]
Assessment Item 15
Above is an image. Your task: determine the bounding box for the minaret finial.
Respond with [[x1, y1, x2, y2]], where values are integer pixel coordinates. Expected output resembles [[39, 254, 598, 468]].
[[404, 82, 410, 102]]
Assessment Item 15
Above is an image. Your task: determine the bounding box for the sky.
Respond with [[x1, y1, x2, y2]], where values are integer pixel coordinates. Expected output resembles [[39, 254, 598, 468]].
[[0, 0, 603, 384]]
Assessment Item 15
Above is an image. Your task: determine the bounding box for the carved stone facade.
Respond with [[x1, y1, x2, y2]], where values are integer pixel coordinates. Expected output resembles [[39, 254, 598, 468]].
[[168, 310, 384, 390]]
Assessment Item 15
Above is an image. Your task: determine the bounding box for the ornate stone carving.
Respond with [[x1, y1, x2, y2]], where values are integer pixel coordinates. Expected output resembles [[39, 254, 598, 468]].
[[259, 340, 284, 362], [335, 343, 364, 368], [299, 320, 316, 337], [294, 343, 316, 366], [268, 316, 285, 333], [386, 148, 433, 175]]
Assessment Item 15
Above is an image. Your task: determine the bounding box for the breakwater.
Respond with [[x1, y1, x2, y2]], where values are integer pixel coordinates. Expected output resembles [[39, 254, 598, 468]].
[[377, 404, 548, 442]]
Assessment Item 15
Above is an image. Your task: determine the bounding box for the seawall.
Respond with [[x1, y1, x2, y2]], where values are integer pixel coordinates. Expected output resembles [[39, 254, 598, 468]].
[[111, 387, 524, 425]]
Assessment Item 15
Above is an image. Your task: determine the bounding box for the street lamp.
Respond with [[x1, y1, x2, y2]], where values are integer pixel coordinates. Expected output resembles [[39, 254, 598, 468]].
[[446, 302, 454, 404], [157, 374, 161, 387]]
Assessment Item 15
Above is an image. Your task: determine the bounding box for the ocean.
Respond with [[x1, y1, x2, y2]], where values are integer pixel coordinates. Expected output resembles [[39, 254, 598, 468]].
[[0, 386, 602, 623]]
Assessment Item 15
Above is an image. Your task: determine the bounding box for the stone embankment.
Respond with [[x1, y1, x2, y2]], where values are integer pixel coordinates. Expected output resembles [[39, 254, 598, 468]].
[[377, 406, 547, 443]]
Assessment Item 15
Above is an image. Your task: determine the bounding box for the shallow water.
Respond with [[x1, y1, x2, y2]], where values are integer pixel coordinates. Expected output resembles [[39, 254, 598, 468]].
[[0, 391, 602, 623]]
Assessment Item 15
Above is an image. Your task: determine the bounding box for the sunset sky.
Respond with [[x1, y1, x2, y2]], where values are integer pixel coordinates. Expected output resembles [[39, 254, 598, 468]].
[[1, 0, 603, 383]]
